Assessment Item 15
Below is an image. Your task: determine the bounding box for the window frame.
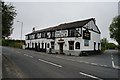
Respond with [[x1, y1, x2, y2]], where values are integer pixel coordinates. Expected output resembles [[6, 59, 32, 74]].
[[68, 41, 74, 50], [75, 42, 80, 49], [84, 40, 89, 46]]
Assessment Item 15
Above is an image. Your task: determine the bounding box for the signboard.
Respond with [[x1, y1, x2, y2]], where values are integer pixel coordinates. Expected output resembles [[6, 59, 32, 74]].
[[83, 29, 91, 40]]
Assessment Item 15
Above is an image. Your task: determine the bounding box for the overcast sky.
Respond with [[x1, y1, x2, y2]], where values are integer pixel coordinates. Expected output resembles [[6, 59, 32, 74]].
[[6, 1, 118, 44]]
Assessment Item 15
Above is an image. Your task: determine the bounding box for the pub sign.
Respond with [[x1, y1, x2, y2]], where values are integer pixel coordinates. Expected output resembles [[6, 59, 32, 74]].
[[83, 29, 91, 40]]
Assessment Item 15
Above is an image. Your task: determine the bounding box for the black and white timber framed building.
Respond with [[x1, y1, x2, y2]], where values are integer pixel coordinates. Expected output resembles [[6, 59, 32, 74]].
[[25, 18, 101, 56]]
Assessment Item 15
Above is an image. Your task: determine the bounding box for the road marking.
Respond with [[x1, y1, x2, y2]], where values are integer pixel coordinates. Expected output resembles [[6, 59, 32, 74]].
[[38, 58, 62, 68], [17, 51, 20, 53], [112, 61, 115, 68], [91, 63, 98, 66], [84, 62, 89, 64], [24, 54, 28, 57], [111, 57, 113, 60], [99, 64, 107, 67], [79, 72, 103, 80], [29, 55, 33, 58], [114, 65, 120, 69], [54, 55, 109, 68], [24, 54, 33, 58]]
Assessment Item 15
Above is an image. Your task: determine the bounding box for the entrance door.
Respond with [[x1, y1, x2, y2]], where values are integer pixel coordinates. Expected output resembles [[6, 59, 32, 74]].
[[98, 43, 100, 50], [35, 43, 37, 51], [28, 43, 29, 48], [59, 43, 63, 54]]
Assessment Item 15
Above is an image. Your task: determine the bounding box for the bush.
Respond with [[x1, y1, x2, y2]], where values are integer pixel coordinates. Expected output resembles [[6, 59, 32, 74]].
[[2, 39, 25, 49]]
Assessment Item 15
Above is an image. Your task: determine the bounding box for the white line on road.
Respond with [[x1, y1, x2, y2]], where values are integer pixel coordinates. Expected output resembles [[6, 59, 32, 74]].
[[29, 55, 33, 58], [112, 61, 115, 68], [111, 57, 113, 60], [91, 63, 98, 66], [38, 58, 62, 68], [54, 56, 109, 68], [114, 65, 120, 69], [100, 65, 107, 67], [17, 51, 20, 53], [24, 54, 28, 57], [79, 72, 103, 80]]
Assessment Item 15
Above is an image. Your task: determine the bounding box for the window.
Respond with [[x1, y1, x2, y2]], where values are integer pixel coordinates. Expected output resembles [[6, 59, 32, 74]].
[[51, 42, 54, 49], [25, 36, 28, 40], [38, 43, 40, 48], [32, 43, 34, 48], [68, 41, 74, 50], [84, 40, 89, 46], [75, 42, 80, 49], [69, 29, 76, 37], [27, 43, 29, 48], [51, 31, 55, 38], [37, 33, 41, 39], [41, 32, 46, 38], [42, 43, 44, 49], [47, 43, 50, 48]]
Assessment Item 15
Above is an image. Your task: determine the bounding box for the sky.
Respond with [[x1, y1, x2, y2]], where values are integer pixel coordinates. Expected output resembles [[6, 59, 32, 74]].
[[4, 0, 119, 44]]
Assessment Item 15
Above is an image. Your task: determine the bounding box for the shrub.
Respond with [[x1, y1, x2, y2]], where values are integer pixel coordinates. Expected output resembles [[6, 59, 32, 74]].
[[2, 39, 25, 49]]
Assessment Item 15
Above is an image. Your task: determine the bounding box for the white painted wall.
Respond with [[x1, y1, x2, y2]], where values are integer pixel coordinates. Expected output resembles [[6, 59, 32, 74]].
[[25, 19, 101, 55]]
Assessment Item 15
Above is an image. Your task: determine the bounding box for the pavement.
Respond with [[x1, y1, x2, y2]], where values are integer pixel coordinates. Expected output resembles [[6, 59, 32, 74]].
[[2, 46, 120, 79]]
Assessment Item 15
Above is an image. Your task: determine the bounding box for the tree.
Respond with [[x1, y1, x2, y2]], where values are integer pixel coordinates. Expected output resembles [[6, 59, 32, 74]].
[[2, 1, 17, 39], [109, 15, 120, 45]]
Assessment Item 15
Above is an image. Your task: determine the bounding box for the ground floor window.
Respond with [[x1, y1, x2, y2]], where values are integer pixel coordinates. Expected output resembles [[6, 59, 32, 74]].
[[27, 43, 29, 48], [38, 43, 40, 48], [32, 43, 34, 48], [75, 42, 80, 49], [42, 43, 44, 49], [47, 43, 50, 48], [68, 41, 74, 50], [51, 42, 55, 49], [84, 40, 89, 46]]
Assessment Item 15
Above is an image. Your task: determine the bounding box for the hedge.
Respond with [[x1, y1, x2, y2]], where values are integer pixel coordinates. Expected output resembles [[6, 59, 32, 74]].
[[1, 39, 25, 48]]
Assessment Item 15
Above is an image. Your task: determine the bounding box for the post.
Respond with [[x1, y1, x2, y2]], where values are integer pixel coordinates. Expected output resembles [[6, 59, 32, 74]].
[[17, 21, 23, 48]]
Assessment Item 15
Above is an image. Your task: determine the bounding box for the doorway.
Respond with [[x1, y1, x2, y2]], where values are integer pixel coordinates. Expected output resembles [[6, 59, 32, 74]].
[[59, 43, 64, 54], [35, 43, 37, 51], [94, 42, 96, 50], [28, 43, 29, 48]]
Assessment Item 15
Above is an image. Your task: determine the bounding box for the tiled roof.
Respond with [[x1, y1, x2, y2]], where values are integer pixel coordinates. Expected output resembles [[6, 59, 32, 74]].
[[26, 18, 95, 35]]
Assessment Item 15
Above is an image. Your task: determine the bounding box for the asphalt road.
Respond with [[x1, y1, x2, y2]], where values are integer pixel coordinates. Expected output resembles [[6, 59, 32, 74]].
[[2, 46, 120, 79]]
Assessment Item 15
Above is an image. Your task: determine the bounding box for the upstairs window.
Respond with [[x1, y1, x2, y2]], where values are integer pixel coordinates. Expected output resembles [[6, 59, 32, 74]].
[[37, 33, 41, 39], [41, 32, 46, 38], [47, 43, 50, 48], [69, 29, 76, 37], [51, 31, 55, 38]]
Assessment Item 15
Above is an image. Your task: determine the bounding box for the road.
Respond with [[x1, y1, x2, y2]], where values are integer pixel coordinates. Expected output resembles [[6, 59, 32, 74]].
[[2, 46, 120, 79]]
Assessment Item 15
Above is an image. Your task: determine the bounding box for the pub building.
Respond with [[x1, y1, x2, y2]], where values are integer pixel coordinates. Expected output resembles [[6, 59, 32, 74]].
[[25, 18, 101, 56]]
